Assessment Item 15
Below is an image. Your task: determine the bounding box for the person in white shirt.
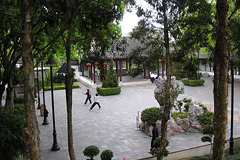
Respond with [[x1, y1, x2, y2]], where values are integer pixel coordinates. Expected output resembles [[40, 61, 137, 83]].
[[89, 93, 101, 111]]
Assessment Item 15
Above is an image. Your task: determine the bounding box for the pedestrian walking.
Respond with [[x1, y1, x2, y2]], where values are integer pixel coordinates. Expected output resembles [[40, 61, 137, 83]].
[[151, 122, 158, 150], [83, 89, 91, 105], [89, 93, 101, 111]]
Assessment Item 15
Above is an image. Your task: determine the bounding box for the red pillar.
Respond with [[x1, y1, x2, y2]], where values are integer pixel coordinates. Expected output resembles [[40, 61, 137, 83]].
[[144, 68, 146, 79], [90, 64, 93, 81], [119, 60, 122, 82], [82, 62, 84, 76], [116, 60, 119, 81], [162, 62, 164, 77], [148, 69, 150, 80]]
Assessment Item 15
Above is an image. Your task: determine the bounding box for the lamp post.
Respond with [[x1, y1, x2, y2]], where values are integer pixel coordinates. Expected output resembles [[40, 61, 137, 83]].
[[46, 57, 60, 151], [34, 55, 41, 109], [229, 53, 237, 155], [36, 62, 41, 109], [42, 60, 49, 125]]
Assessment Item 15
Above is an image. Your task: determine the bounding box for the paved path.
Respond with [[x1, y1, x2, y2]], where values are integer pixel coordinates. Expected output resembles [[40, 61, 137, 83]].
[[37, 73, 240, 160]]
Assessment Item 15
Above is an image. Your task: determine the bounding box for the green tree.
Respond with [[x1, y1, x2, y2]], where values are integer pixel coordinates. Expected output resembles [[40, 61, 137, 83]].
[[20, 0, 43, 159], [135, 1, 179, 159], [49, 1, 126, 159], [0, 1, 22, 109], [212, 0, 229, 159], [129, 19, 164, 75]]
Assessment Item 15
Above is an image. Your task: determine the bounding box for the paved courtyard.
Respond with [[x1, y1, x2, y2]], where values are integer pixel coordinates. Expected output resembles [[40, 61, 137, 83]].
[[37, 74, 240, 160]]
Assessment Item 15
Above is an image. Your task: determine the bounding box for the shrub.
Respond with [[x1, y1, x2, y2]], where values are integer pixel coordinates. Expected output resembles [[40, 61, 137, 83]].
[[184, 102, 190, 112], [201, 136, 212, 143], [0, 105, 28, 160], [102, 58, 118, 88], [14, 95, 24, 104], [198, 108, 213, 126], [83, 145, 99, 160], [171, 112, 188, 121], [150, 137, 169, 157], [182, 79, 205, 86], [100, 150, 114, 160], [97, 86, 121, 96], [141, 107, 162, 126]]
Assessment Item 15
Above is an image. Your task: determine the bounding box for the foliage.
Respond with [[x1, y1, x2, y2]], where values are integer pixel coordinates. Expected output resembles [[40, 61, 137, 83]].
[[129, 19, 164, 74], [198, 108, 213, 127], [188, 143, 240, 159], [102, 58, 118, 88], [182, 79, 205, 86], [83, 145, 100, 160], [96, 86, 121, 96], [0, 105, 28, 160], [184, 101, 191, 112], [202, 125, 214, 135], [156, 82, 184, 106], [201, 136, 212, 143], [14, 95, 24, 104], [126, 67, 143, 78], [150, 137, 169, 157], [100, 150, 114, 160], [171, 112, 188, 121], [141, 107, 162, 126], [44, 82, 80, 90]]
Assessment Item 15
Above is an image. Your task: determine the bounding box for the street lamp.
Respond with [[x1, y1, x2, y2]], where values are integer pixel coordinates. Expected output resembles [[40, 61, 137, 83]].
[[229, 53, 237, 155], [33, 55, 41, 109], [42, 59, 49, 125], [46, 57, 60, 151], [36, 62, 41, 109]]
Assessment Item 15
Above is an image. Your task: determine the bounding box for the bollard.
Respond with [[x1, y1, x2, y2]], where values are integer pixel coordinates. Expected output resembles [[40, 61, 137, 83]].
[[40, 104, 45, 116]]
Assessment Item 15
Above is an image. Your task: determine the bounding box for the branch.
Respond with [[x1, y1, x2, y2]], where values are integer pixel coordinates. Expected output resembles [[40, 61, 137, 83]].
[[228, 7, 238, 21], [33, 27, 66, 58]]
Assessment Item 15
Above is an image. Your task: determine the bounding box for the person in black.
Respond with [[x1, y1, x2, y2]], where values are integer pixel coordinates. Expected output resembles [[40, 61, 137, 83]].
[[151, 122, 159, 150], [83, 89, 91, 104]]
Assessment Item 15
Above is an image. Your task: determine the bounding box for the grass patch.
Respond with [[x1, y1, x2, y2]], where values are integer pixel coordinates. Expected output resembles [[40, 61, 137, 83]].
[[187, 144, 240, 160], [171, 112, 188, 121], [44, 82, 80, 90]]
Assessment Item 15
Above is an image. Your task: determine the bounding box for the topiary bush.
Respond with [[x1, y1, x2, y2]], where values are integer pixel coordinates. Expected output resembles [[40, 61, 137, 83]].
[[197, 106, 213, 126], [150, 137, 169, 157], [0, 105, 28, 160], [141, 107, 162, 126], [97, 86, 121, 96], [102, 58, 118, 88], [100, 150, 114, 160], [83, 145, 99, 160], [182, 79, 205, 86]]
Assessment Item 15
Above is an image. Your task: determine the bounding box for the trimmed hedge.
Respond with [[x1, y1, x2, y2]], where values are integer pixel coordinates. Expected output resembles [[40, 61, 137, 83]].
[[141, 107, 162, 126], [96, 86, 121, 96], [44, 82, 80, 90], [182, 79, 205, 86]]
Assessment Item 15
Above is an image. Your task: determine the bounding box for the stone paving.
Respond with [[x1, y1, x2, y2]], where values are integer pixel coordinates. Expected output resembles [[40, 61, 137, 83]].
[[37, 73, 240, 160]]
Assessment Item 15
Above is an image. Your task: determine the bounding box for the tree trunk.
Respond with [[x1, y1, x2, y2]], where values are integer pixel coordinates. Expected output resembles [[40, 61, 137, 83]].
[[0, 84, 6, 106], [212, 0, 229, 159], [21, 0, 43, 159], [5, 78, 14, 111], [65, 0, 76, 159], [157, 0, 171, 160]]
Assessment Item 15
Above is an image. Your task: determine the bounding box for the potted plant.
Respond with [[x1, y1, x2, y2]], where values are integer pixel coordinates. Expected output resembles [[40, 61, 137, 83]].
[[100, 150, 114, 160], [83, 145, 99, 160]]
